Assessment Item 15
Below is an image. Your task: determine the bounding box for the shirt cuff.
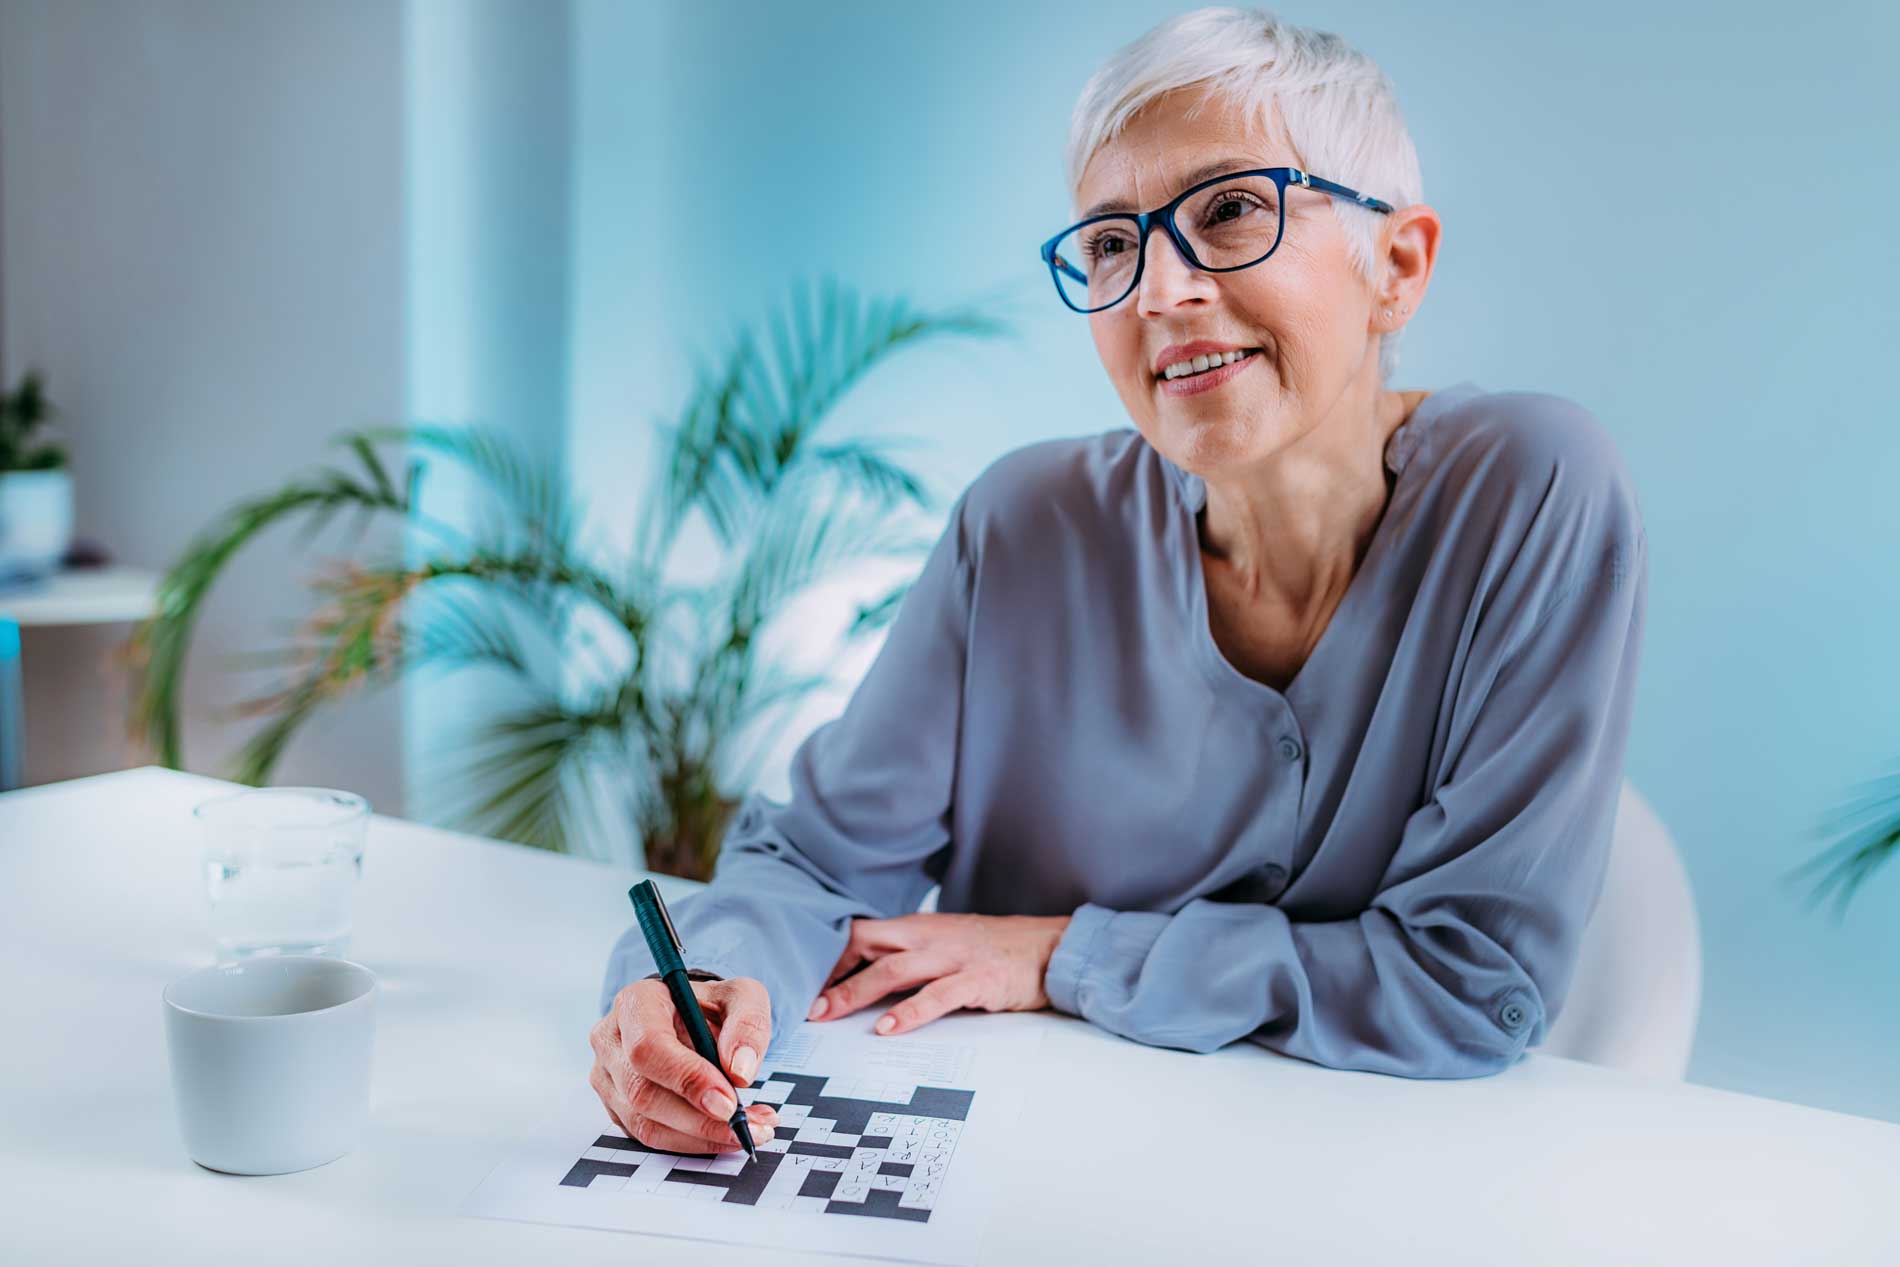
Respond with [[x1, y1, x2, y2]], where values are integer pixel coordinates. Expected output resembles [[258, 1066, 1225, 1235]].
[[1045, 902, 1115, 1017]]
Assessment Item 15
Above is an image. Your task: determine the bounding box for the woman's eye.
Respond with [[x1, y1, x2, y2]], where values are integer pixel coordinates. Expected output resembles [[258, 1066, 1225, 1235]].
[[1209, 195, 1263, 223]]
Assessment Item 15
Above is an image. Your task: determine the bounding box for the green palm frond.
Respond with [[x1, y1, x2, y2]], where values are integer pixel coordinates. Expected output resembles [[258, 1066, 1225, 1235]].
[[417, 545, 642, 643], [657, 470, 935, 825], [717, 660, 836, 793], [354, 422, 577, 556], [847, 578, 915, 637], [431, 701, 606, 853], [757, 276, 1009, 464], [1787, 766, 1900, 922], [125, 448, 411, 766], [650, 356, 752, 553], [727, 660, 833, 735], [218, 558, 419, 784], [136, 539, 625, 783], [648, 278, 1009, 559], [726, 474, 935, 643], [659, 632, 738, 775], [403, 586, 553, 690], [224, 674, 336, 788], [802, 437, 933, 508]]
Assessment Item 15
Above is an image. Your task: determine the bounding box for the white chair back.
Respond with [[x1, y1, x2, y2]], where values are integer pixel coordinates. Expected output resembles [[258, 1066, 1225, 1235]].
[[1538, 780, 1703, 1079]]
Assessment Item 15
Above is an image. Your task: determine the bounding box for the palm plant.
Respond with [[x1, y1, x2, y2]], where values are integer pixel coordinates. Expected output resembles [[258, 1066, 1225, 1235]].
[[1787, 765, 1900, 923], [121, 277, 1010, 879]]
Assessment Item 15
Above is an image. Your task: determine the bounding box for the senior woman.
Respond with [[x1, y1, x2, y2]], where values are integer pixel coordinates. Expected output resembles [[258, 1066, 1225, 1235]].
[[590, 6, 1647, 1156]]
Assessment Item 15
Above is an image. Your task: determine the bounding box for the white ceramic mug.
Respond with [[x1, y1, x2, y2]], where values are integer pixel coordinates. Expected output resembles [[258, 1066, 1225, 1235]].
[[162, 955, 378, 1175]]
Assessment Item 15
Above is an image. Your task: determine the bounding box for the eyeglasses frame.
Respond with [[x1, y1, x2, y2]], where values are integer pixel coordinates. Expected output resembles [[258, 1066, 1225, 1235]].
[[1038, 166, 1395, 314]]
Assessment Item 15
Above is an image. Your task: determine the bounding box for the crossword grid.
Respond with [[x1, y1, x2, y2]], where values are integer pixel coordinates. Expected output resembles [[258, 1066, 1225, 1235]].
[[559, 1070, 972, 1222]]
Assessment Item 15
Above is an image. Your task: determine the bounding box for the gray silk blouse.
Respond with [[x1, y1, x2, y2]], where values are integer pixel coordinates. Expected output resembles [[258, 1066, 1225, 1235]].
[[600, 379, 1650, 1079]]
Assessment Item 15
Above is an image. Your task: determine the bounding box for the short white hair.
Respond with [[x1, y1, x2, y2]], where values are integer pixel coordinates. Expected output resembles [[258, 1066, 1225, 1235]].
[[1065, 6, 1424, 386]]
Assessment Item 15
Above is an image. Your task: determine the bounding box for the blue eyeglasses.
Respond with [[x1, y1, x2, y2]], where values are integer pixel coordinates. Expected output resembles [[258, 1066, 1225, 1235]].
[[1039, 166, 1394, 314]]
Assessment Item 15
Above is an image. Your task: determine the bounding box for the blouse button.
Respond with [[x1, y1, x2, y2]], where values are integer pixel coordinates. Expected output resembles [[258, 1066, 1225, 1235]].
[[1499, 1001, 1529, 1030], [1277, 736, 1303, 762]]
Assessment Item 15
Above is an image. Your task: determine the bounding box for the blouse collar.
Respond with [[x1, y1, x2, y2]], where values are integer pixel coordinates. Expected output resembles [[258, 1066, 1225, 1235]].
[[1156, 380, 1484, 515]]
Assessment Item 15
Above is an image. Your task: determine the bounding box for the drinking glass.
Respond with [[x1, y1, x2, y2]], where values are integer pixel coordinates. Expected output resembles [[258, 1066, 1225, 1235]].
[[194, 787, 370, 961]]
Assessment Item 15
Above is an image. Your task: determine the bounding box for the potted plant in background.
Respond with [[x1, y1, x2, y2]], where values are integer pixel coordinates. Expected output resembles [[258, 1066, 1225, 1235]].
[[122, 277, 1012, 880], [0, 368, 73, 589]]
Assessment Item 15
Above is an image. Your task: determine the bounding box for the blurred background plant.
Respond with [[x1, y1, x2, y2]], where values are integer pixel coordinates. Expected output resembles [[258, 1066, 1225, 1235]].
[[1788, 765, 1900, 923], [121, 277, 1009, 880], [1, 368, 65, 472]]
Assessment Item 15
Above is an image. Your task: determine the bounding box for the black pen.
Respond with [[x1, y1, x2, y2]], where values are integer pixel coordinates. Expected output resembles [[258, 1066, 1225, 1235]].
[[627, 879, 757, 1160]]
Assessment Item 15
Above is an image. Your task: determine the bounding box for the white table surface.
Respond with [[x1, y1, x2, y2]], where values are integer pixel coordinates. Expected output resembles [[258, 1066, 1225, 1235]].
[[2, 766, 1896, 1267], [0, 565, 161, 625]]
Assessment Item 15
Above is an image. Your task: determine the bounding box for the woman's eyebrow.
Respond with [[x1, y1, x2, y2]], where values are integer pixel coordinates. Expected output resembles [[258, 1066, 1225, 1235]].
[[1081, 157, 1264, 218]]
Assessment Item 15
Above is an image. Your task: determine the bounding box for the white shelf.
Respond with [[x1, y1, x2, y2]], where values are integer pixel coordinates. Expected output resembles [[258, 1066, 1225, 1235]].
[[0, 565, 163, 626]]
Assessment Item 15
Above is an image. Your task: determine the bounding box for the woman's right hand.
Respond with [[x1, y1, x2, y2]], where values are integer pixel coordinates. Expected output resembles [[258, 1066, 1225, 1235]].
[[589, 976, 778, 1153]]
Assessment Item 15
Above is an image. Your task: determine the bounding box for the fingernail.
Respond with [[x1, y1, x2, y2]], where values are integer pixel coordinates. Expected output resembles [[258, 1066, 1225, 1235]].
[[702, 1089, 736, 1118], [808, 996, 828, 1020], [754, 1121, 774, 1143], [732, 1045, 757, 1083], [875, 1015, 895, 1035]]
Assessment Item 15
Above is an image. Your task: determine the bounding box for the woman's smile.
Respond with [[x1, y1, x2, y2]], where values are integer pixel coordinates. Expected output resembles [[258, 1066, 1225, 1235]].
[[1157, 346, 1263, 397]]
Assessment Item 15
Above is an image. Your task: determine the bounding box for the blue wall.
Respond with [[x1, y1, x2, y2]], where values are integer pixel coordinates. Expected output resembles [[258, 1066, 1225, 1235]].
[[403, 0, 572, 829], [554, 1, 1900, 1121]]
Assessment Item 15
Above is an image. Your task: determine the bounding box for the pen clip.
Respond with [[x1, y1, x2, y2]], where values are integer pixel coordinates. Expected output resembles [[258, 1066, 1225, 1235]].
[[649, 882, 685, 955]]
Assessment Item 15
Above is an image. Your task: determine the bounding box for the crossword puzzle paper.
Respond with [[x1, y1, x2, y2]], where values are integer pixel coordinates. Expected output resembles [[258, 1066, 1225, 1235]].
[[462, 1010, 1039, 1265], [564, 1070, 969, 1218]]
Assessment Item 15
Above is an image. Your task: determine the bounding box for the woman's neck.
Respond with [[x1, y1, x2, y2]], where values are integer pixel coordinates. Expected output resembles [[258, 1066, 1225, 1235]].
[[1198, 388, 1428, 607]]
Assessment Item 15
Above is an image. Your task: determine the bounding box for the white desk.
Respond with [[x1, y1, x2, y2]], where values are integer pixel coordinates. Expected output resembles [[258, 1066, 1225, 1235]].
[[2, 766, 1895, 1266], [0, 565, 162, 790]]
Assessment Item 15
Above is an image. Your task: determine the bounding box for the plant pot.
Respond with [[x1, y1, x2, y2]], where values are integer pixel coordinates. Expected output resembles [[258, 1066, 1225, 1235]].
[[0, 468, 74, 585]]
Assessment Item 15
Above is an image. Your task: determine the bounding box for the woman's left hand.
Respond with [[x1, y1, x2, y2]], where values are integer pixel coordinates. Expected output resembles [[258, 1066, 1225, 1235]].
[[808, 912, 1072, 1036]]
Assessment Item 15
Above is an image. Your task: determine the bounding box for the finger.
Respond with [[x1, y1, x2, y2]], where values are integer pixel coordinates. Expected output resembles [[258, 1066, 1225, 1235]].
[[614, 977, 677, 1056], [590, 1012, 624, 1088], [592, 1013, 635, 1102], [628, 1113, 765, 1156], [878, 972, 981, 1036], [605, 1061, 778, 1154], [811, 950, 936, 1022], [824, 919, 888, 988], [706, 978, 772, 1085], [618, 983, 741, 1121], [853, 915, 922, 956], [591, 1062, 640, 1139], [824, 944, 870, 989], [630, 1075, 779, 1145], [642, 1105, 779, 1155]]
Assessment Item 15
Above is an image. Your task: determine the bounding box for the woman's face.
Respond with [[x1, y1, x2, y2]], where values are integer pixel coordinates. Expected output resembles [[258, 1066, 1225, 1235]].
[[1074, 88, 1419, 479]]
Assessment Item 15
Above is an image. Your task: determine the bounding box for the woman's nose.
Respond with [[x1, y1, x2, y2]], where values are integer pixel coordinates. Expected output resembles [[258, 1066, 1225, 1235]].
[[1134, 225, 1214, 313]]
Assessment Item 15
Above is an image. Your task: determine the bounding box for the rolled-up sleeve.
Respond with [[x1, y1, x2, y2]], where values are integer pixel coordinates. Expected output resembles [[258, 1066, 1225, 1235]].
[[598, 492, 972, 1043], [1045, 529, 1649, 1078]]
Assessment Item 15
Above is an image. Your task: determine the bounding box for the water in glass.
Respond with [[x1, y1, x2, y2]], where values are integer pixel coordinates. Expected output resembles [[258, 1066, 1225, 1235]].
[[194, 788, 368, 961]]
